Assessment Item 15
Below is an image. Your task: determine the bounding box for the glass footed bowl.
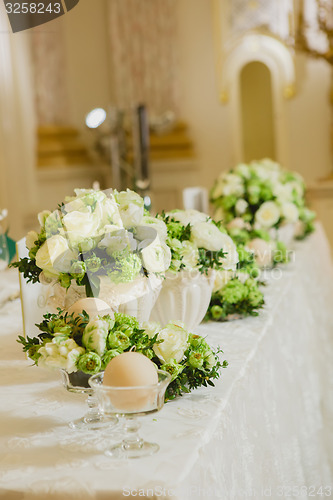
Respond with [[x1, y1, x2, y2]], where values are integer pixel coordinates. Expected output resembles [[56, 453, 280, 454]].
[[89, 370, 171, 459], [60, 370, 118, 431]]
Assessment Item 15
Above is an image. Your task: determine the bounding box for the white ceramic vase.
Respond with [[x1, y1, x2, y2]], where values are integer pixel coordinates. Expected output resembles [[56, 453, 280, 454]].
[[149, 270, 215, 331], [47, 273, 163, 324]]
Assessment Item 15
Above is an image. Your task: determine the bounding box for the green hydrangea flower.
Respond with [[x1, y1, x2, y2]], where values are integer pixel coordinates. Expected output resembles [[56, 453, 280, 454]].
[[82, 319, 109, 355], [76, 352, 102, 374], [107, 253, 142, 283], [160, 359, 184, 381], [221, 280, 248, 304], [210, 305, 223, 319], [248, 288, 264, 307], [114, 313, 139, 331], [108, 330, 131, 350], [188, 351, 204, 369], [85, 255, 102, 273], [70, 261, 86, 281]]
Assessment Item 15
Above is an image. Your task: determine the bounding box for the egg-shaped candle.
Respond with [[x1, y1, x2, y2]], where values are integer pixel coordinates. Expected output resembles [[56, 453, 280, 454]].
[[103, 351, 158, 411], [67, 297, 112, 320]]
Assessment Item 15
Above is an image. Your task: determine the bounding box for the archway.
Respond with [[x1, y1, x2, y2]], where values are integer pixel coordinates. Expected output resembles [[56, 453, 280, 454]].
[[240, 61, 276, 162]]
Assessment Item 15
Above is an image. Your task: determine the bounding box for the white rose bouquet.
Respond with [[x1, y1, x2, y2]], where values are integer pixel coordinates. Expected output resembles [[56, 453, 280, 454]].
[[210, 158, 316, 239], [18, 310, 228, 401], [156, 209, 239, 275], [12, 188, 171, 298]]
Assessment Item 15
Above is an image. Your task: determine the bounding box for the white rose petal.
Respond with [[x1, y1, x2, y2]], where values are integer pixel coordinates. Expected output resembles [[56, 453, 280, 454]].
[[235, 199, 248, 215], [168, 209, 209, 227], [115, 189, 144, 229], [135, 217, 168, 242], [153, 322, 189, 363], [141, 239, 171, 273], [37, 210, 51, 228], [26, 231, 39, 250], [180, 241, 199, 270], [280, 202, 299, 223], [35, 235, 75, 277], [62, 210, 100, 247], [255, 201, 281, 228]]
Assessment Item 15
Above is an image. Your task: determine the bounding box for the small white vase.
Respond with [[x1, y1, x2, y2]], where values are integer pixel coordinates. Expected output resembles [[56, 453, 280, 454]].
[[149, 270, 215, 331], [48, 273, 162, 323]]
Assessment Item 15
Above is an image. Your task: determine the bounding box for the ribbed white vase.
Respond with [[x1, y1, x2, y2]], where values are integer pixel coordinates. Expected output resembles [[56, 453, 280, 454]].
[[149, 270, 215, 331], [48, 274, 163, 324]]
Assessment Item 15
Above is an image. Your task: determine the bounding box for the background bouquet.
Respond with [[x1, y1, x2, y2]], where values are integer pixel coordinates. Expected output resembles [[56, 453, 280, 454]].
[[210, 158, 316, 240], [18, 309, 227, 401], [205, 234, 265, 322], [156, 209, 239, 275]]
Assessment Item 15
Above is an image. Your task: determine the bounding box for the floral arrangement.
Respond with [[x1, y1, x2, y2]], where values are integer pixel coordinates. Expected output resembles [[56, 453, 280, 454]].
[[12, 189, 171, 297], [210, 158, 316, 240], [18, 310, 227, 401], [156, 209, 239, 274], [205, 241, 265, 321], [227, 225, 289, 268]]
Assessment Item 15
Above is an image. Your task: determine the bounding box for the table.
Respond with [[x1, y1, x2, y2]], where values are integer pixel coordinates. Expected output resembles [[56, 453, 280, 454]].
[[0, 225, 332, 499]]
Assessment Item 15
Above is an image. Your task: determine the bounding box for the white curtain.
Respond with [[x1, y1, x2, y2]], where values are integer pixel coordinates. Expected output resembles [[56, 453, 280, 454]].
[[0, 3, 36, 239]]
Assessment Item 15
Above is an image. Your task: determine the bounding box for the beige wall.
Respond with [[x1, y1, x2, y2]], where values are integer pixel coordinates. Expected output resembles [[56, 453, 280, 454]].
[[175, 0, 232, 191], [62, 0, 113, 146], [174, 0, 332, 186]]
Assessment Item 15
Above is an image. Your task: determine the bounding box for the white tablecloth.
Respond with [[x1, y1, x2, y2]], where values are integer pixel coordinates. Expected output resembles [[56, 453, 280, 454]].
[[0, 225, 332, 499]]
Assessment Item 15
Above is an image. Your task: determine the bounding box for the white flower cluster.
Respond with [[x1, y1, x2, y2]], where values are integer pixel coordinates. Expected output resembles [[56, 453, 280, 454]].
[[164, 209, 239, 273], [27, 189, 171, 285], [210, 159, 314, 235]]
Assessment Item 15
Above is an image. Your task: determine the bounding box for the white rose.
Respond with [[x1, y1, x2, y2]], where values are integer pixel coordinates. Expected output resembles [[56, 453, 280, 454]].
[[213, 270, 232, 292], [35, 235, 75, 277], [280, 202, 299, 223], [115, 189, 144, 229], [62, 210, 100, 248], [217, 233, 239, 271], [272, 182, 293, 203], [255, 201, 280, 228], [190, 221, 227, 251], [153, 322, 189, 363], [141, 238, 171, 273], [37, 210, 51, 228], [168, 209, 209, 227], [94, 195, 124, 230], [247, 238, 274, 268], [135, 216, 168, 242], [142, 321, 161, 338], [221, 173, 244, 196], [180, 240, 199, 269], [82, 319, 109, 356], [26, 231, 39, 250], [37, 338, 84, 373], [235, 163, 251, 179], [235, 199, 248, 215], [98, 228, 135, 254]]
